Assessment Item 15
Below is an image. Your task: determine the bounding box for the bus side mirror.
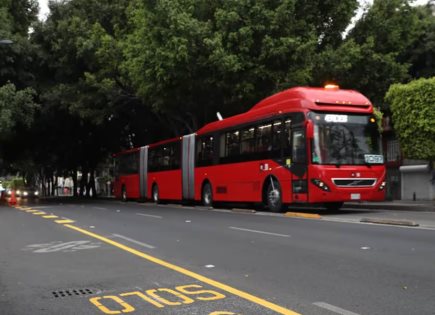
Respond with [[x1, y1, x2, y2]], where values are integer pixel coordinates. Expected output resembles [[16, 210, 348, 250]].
[[306, 120, 314, 139]]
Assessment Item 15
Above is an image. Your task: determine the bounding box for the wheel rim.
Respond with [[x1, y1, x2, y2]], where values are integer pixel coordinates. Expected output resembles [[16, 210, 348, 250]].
[[268, 188, 280, 208], [203, 184, 212, 206], [153, 187, 158, 203]]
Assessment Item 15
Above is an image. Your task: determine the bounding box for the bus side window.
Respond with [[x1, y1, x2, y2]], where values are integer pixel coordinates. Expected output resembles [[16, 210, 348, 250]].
[[226, 130, 240, 157], [196, 136, 214, 166], [256, 123, 272, 152]]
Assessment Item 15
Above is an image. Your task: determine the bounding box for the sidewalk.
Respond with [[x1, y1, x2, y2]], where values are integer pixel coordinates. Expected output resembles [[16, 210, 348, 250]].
[[345, 200, 435, 212]]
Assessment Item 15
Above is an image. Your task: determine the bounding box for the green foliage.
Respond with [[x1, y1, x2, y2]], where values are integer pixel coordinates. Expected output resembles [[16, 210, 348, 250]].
[[385, 77, 435, 160], [126, 0, 346, 130], [0, 83, 38, 137]]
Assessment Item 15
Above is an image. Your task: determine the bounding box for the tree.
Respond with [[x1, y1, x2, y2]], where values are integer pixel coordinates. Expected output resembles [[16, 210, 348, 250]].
[[405, 1, 435, 78], [385, 77, 435, 160], [0, 83, 37, 137], [314, 0, 424, 107]]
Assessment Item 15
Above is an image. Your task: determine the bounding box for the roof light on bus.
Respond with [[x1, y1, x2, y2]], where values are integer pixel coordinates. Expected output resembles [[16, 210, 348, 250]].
[[324, 84, 339, 90]]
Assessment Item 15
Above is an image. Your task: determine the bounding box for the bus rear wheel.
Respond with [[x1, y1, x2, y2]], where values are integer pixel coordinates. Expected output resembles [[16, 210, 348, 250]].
[[121, 186, 127, 202], [152, 185, 160, 204], [202, 182, 213, 207], [266, 178, 284, 212]]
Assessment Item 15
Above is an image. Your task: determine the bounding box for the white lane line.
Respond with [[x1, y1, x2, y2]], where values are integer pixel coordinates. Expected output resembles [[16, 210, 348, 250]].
[[136, 213, 163, 219], [229, 226, 290, 238], [112, 234, 155, 249], [93, 207, 108, 210], [313, 302, 361, 315]]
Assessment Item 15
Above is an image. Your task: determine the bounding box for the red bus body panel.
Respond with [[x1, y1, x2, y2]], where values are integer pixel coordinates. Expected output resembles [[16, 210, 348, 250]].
[[113, 174, 140, 199], [148, 170, 182, 201]]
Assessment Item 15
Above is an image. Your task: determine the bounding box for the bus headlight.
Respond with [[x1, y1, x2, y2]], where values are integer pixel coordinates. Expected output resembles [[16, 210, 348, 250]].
[[379, 181, 386, 191], [311, 179, 330, 192]]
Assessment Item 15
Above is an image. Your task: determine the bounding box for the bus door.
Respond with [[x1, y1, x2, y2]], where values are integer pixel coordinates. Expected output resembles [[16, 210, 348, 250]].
[[139, 145, 148, 200], [182, 134, 195, 200], [290, 129, 308, 202]]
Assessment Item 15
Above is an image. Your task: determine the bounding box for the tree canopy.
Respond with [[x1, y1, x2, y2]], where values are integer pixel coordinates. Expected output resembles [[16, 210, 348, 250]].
[[0, 0, 434, 193]]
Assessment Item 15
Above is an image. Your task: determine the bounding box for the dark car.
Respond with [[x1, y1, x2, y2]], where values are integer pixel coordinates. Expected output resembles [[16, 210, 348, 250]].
[[13, 187, 40, 198]]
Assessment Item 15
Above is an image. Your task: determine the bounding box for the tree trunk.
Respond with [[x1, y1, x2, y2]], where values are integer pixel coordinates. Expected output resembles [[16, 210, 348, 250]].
[[80, 169, 88, 197], [72, 171, 78, 197], [88, 170, 96, 198]]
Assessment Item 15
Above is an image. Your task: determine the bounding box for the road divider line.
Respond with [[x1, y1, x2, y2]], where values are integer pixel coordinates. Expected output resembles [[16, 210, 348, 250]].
[[32, 211, 47, 215], [42, 215, 58, 219], [55, 219, 75, 224], [112, 234, 155, 249], [136, 213, 163, 219], [229, 226, 290, 238], [64, 224, 300, 315], [285, 212, 321, 219], [313, 302, 360, 315], [24, 209, 39, 213]]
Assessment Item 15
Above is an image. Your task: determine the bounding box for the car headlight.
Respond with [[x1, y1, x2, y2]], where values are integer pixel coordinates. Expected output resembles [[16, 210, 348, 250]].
[[7, 190, 12, 195], [34, 191, 39, 196], [23, 191, 28, 196], [16, 190, 21, 195]]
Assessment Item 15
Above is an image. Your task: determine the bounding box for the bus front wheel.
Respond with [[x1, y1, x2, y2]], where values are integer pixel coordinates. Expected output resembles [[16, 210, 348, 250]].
[[266, 178, 284, 212], [202, 182, 213, 207]]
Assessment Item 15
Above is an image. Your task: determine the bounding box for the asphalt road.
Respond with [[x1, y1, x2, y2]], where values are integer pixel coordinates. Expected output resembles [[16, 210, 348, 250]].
[[1, 198, 434, 315]]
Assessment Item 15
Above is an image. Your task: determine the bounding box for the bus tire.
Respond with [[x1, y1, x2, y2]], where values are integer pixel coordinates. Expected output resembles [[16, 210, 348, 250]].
[[202, 182, 213, 207], [324, 202, 343, 211], [265, 178, 284, 212], [121, 186, 127, 202], [152, 184, 160, 204]]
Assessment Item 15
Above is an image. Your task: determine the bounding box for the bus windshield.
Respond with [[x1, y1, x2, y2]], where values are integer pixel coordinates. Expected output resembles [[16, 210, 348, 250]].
[[309, 112, 383, 166]]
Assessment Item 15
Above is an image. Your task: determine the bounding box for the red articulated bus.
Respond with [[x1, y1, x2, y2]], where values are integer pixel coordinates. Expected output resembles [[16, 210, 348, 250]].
[[113, 85, 386, 211]]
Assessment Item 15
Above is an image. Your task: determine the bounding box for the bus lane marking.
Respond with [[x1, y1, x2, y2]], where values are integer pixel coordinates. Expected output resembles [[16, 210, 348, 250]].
[[313, 302, 360, 315], [229, 226, 291, 238], [23, 240, 101, 253], [89, 283, 231, 314], [136, 213, 163, 219], [64, 224, 300, 315], [112, 234, 155, 249]]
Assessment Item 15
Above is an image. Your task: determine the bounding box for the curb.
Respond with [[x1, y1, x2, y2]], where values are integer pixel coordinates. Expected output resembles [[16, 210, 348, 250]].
[[360, 218, 419, 227], [345, 203, 434, 212], [232, 208, 256, 214]]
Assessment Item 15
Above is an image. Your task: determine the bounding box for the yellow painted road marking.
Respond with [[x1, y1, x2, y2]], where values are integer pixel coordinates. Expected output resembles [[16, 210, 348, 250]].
[[55, 219, 75, 224], [25, 209, 39, 213], [43, 215, 59, 219], [32, 211, 47, 215], [65, 224, 300, 315], [285, 212, 321, 219]]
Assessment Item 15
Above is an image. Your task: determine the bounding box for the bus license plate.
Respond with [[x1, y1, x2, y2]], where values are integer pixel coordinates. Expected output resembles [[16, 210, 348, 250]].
[[351, 193, 361, 200]]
